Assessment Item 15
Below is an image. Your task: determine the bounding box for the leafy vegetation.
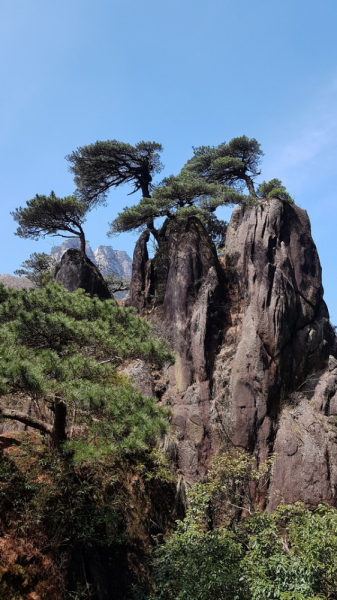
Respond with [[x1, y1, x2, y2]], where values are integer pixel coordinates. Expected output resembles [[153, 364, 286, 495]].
[[0, 282, 171, 456], [183, 135, 264, 197], [67, 140, 164, 204], [257, 178, 294, 203], [11, 136, 293, 259], [0, 434, 176, 599], [102, 136, 292, 249], [14, 251, 58, 288], [152, 450, 337, 600], [0, 282, 176, 598], [11, 192, 89, 254]]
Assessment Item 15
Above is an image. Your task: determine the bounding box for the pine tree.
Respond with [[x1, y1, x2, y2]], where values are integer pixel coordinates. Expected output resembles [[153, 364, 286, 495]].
[[0, 283, 171, 457], [14, 252, 57, 288], [108, 172, 241, 247], [11, 192, 89, 255]]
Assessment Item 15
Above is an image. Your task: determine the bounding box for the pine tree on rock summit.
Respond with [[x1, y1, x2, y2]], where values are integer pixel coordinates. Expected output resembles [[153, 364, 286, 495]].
[[66, 140, 164, 240], [11, 192, 89, 255], [104, 135, 292, 249]]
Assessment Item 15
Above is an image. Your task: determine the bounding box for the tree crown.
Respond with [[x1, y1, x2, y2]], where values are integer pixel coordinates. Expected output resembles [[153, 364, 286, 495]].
[[11, 192, 89, 254], [183, 135, 264, 196], [108, 172, 242, 244], [0, 283, 171, 460], [66, 140, 164, 204], [14, 252, 57, 288], [11, 192, 87, 241], [257, 178, 294, 203]]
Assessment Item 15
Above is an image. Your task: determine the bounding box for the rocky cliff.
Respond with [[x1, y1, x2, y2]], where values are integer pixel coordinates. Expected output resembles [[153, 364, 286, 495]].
[[129, 198, 337, 508], [94, 246, 132, 278]]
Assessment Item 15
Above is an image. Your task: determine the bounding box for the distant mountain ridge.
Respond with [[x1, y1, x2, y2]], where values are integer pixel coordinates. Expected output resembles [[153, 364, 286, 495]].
[[50, 240, 132, 278]]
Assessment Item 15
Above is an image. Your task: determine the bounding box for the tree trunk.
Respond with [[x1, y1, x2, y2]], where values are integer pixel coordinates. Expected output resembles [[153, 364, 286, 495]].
[[244, 175, 256, 197], [140, 181, 151, 198], [0, 398, 67, 452], [79, 227, 86, 255], [0, 403, 53, 436], [139, 181, 160, 243], [51, 399, 67, 451]]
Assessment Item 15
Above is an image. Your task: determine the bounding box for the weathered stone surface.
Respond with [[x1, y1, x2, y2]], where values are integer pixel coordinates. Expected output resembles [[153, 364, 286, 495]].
[[127, 230, 152, 314], [128, 200, 337, 503], [54, 248, 112, 299], [51, 240, 132, 278], [118, 359, 154, 398], [0, 274, 34, 290], [268, 357, 337, 510], [51, 239, 97, 264], [94, 246, 132, 278], [211, 200, 335, 471], [129, 218, 223, 481], [161, 220, 225, 480]]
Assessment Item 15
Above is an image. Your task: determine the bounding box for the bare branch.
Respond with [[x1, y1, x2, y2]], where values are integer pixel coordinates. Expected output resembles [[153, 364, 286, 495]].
[[0, 403, 53, 435]]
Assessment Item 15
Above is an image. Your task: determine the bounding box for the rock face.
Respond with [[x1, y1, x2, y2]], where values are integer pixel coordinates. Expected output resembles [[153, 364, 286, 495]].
[[51, 239, 97, 264], [211, 199, 336, 507], [54, 249, 112, 299], [129, 199, 337, 507], [51, 240, 132, 278], [128, 230, 152, 314], [268, 356, 337, 510], [161, 219, 224, 479], [94, 246, 132, 278], [0, 274, 34, 290], [212, 200, 334, 453]]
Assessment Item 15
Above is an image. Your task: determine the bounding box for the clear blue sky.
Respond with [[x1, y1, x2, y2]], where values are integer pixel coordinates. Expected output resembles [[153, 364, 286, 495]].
[[1, 0, 337, 321]]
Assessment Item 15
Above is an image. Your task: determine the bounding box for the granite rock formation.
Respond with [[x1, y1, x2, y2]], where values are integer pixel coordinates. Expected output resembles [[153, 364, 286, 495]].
[[94, 246, 132, 278], [0, 274, 34, 291], [129, 199, 337, 508], [128, 230, 151, 314], [54, 248, 112, 299], [51, 238, 97, 264], [51, 240, 132, 278]]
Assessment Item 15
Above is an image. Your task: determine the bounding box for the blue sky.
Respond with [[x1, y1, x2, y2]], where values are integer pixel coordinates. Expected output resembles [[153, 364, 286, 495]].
[[1, 0, 337, 321]]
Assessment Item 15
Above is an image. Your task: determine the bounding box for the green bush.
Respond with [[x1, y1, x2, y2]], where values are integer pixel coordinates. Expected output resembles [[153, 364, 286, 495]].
[[257, 178, 294, 203], [152, 451, 337, 600]]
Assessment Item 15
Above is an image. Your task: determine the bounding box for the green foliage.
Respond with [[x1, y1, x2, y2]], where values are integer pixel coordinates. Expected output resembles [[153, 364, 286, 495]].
[[0, 436, 174, 599], [134, 447, 173, 484], [108, 173, 239, 250], [257, 178, 294, 203], [108, 136, 292, 248], [152, 450, 272, 600], [11, 191, 88, 251], [153, 526, 245, 600], [241, 504, 337, 599], [108, 173, 224, 234], [152, 451, 337, 600], [0, 283, 172, 459], [183, 135, 264, 197], [67, 140, 164, 204], [199, 212, 228, 250], [14, 251, 57, 288]]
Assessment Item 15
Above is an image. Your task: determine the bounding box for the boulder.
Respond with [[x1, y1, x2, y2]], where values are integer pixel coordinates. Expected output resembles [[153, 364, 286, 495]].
[[0, 274, 34, 290], [54, 249, 112, 300]]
